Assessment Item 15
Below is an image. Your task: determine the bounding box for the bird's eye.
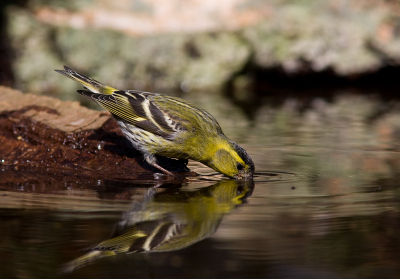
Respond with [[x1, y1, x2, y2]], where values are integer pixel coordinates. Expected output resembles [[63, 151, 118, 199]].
[[237, 163, 243, 170]]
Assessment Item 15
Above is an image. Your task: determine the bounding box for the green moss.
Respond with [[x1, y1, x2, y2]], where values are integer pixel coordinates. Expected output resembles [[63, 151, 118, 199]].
[[6, 0, 400, 101], [7, 7, 64, 97], [243, 3, 385, 74], [27, 0, 94, 10], [7, 5, 251, 101]]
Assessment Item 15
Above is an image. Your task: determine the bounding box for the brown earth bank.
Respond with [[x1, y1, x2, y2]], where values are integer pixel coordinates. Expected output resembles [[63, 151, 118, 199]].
[[0, 86, 195, 189]]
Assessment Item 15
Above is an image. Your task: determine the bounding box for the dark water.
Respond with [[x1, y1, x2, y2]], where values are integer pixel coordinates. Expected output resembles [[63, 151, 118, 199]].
[[1, 90, 400, 279]]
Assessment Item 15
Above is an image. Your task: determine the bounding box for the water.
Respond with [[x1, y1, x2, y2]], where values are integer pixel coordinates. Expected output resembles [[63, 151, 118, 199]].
[[1, 90, 400, 279]]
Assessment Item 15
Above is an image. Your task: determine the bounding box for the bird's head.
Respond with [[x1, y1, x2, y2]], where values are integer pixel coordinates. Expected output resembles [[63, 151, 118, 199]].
[[206, 140, 255, 179]]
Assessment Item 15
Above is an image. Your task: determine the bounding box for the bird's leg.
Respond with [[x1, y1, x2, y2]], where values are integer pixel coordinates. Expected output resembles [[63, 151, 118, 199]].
[[144, 188, 157, 200], [178, 159, 190, 172], [145, 154, 174, 176]]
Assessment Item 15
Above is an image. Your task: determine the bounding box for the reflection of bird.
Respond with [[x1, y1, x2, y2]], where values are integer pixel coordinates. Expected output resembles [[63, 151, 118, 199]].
[[55, 66, 254, 179], [61, 180, 254, 273]]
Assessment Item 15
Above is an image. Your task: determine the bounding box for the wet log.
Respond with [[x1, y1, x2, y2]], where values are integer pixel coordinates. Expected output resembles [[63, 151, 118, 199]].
[[0, 86, 194, 183]]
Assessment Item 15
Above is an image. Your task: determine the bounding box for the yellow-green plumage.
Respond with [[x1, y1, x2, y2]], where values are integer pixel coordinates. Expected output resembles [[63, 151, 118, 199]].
[[55, 66, 254, 178], [60, 180, 254, 273]]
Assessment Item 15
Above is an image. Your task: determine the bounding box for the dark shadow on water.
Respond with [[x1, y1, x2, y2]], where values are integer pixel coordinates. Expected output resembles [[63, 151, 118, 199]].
[[224, 64, 400, 120], [0, 165, 193, 197]]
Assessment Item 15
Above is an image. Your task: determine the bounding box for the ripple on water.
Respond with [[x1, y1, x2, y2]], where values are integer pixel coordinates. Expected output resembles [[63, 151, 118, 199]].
[[191, 170, 301, 183]]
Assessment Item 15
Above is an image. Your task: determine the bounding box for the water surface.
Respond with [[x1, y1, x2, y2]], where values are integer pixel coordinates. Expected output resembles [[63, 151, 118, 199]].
[[0, 90, 400, 279]]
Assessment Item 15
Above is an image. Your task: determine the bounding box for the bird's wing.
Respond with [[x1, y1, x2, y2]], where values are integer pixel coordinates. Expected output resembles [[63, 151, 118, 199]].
[[150, 94, 223, 135], [77, 90, 180, 139], [56, 66, 177, 138], [80, 219, 184, 253], [55, 66, 221, 138]]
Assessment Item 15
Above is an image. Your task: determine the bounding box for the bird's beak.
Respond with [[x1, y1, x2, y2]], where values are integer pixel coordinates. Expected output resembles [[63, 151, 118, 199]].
[[235, 172, 253, 180]]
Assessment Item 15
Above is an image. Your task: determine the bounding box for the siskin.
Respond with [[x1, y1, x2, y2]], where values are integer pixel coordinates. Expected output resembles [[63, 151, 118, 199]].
[[55, 66, 254, 179], [60, 180, 254, 272]]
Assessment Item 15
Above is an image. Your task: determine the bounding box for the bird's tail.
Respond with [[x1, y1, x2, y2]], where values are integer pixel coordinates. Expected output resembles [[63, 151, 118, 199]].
[[55, 66, 117, 95], [59, 250, 116, 273]]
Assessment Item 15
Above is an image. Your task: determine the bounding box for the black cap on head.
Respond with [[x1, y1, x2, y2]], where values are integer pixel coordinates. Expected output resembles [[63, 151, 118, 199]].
[[230, 141, 255, 173]]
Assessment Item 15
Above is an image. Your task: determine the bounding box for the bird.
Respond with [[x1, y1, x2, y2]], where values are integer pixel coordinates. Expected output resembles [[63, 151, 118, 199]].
[[60, 180, 254, 272], [55, 66, 254, 179]]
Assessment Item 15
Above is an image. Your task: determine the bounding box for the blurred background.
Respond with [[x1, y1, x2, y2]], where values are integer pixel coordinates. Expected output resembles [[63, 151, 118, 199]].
[[1, 1, 400, 279], [1, 0, 400, 104]]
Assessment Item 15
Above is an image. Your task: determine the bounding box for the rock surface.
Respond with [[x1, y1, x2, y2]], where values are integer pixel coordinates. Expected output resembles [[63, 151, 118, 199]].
[[0, 86, 193, 180], [3, 0, 400, 100]]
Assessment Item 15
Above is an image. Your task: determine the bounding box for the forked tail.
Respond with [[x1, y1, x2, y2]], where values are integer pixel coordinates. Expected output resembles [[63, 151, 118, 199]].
[[55, 66, 117, 95]]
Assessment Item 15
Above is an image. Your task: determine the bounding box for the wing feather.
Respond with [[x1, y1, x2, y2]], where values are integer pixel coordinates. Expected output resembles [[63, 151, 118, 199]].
[[77, 90, 176, 138], [77, 90, 146, 123], [151, 95, 223, 134], [58, 67, 198, 138]]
